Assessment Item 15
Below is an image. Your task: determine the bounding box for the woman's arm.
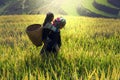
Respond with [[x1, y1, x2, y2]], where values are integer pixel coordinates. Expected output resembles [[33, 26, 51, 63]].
[[55, 44, 60, 52]]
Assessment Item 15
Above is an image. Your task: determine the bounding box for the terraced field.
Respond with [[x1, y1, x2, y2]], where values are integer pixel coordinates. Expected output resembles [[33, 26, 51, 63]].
[[95, 0, 119, 9], [79, 0, 120, 18]]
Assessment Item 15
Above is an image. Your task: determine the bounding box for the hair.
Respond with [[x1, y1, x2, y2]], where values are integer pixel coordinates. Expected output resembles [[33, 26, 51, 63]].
[[60, 17, 66, 28], [53, 17, 66, 29], [43, 12, 54, 26]]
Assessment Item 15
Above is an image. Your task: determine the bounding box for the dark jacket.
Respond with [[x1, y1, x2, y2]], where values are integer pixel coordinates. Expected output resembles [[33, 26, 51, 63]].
[[41, 28, 61, 53]]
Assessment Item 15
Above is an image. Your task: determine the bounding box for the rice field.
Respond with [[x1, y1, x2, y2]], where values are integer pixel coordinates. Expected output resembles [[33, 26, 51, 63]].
[[81, 0, 118, 17], [0, 15, 120, 80], [95, 0, 119, 9]]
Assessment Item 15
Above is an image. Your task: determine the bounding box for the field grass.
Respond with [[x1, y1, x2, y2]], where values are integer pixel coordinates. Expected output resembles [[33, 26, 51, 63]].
[[0, 15, 120, 80]]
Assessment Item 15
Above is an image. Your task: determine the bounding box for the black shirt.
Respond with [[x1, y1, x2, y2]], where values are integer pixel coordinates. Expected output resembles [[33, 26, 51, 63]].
[[42, 28, 61, 52]]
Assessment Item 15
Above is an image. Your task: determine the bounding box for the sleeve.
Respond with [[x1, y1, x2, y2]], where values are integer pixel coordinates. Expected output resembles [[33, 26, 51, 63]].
[[57, 32, 61, 48]]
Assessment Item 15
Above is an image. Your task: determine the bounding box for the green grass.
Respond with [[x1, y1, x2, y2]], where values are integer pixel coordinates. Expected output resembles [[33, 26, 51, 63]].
[[81, 0, 117, 17], [0, 15, 120, 80]]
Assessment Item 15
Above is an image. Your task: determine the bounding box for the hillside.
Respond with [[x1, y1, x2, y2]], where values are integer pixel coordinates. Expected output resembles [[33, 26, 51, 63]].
[[0, 0, 120, 18], [78, 0, 120, 18], [0, 0, 52, 15], [0, 0, 79, 15]]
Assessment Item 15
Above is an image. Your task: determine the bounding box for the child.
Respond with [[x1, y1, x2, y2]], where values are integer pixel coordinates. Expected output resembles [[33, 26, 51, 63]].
[[43, 12, 54, 27], [42, 12, 54, 44], [40, 17, 66, 55]]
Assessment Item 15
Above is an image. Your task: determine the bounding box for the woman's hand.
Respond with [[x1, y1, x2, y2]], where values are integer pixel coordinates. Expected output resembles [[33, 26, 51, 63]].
[[55, 44, 60, 52]]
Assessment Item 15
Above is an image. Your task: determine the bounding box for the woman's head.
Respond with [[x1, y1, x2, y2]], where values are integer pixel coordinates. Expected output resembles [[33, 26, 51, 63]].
[[53, 17, 66, 29], [59, 17, 66, 28], [43, 12, 54, 26]]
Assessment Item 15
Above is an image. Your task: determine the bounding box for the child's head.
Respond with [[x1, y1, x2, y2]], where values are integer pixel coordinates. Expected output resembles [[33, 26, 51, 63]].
[[43, 12, 54, 26], [46, 12, 54, 22], [53, 17, 66, 29]]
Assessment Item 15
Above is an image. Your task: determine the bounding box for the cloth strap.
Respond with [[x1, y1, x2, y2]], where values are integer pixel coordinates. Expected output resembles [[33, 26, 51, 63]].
[[43, 23, 58, 32]]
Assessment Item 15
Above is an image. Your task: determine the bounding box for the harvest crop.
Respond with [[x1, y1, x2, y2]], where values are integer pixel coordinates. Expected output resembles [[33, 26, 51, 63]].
[[0, 15, 120, 80]]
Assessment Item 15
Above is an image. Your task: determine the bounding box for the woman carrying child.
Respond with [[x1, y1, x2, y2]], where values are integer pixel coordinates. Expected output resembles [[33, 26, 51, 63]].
[[40, 12, 66, 55]]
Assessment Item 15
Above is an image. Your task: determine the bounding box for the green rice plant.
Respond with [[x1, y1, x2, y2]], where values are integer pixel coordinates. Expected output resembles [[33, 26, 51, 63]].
[[0, 15, 120, 80]]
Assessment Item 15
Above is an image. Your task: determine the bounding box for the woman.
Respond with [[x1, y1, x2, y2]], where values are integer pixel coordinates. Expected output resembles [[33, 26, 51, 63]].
[[41, 16, 66, 55]]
